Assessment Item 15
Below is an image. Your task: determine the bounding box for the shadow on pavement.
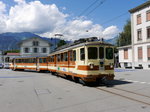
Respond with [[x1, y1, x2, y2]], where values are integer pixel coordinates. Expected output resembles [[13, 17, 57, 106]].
[[105, 79, 133, 87], [87, 79, 133, 87]]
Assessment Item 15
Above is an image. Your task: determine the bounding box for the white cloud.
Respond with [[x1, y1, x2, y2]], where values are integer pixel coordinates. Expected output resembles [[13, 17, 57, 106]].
[[6, 1, 67, 33], [0, 1, 7, 33], [14, 0, 25, 4], [102, 26, 119, 39], [0, 1, 6, 14], [0, 0, 119, 40]]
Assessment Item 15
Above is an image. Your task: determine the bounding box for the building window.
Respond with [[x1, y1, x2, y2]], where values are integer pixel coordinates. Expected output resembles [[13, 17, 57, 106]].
[[33, 48, 38, 53], [24, 47, 29, 53], [146, 10, 150, 21], [124, 49, 128, 59], [147, 27, 150, 39], [138, 47, 143, 60], [42, 48, 47, 53], [137, 29, 142, 41], [147, 47, 150, 60], [137, 14, 141, 24], [33, 41, 39, 46]]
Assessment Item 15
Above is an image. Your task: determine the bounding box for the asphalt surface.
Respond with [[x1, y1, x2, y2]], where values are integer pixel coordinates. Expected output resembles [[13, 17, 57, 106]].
[[0, 68, 150, 112]]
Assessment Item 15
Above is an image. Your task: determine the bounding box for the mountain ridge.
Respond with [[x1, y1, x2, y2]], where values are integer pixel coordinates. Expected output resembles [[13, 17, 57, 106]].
[[0, 32, 117, 51]]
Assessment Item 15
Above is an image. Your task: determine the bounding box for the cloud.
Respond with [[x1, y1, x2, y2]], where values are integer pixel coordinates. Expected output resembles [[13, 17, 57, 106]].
[[14, 0, 25, 4], [0, 0, 119, 40], [0, 1, 6, 14], [102, 26, 119, 39], [6, 1, 67, 33]]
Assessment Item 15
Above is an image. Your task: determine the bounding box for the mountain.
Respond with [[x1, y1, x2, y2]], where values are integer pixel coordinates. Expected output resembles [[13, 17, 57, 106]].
[[105, 36, 118, 45], [0, 32, 59, 51], [0, 32, 117, 51], [0, 32, 42, 51]]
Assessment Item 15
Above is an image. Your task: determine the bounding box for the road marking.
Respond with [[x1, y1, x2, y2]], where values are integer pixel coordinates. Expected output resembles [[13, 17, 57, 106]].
[[124, 79, 150, 85]]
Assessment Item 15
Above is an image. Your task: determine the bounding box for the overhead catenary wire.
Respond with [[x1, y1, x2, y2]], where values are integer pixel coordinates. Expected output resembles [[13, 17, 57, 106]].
[[78, 0, 101, 17], [86, 0, 107, 16], [101, 12, 128, 25]]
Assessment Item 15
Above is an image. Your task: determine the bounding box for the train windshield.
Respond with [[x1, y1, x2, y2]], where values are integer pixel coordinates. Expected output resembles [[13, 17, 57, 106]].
[[88, 47, 98, 59], [106, 48, 113, 59]]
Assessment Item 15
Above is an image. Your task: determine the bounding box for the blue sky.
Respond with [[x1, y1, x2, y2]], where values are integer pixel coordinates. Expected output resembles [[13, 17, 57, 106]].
[[0, 0, 147, 40]]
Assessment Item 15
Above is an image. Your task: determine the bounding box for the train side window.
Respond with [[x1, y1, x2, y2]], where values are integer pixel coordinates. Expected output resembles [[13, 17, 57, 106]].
[[63, 52, 68, 61], [39, 58, 42, 63], [33, 58, 36, 63], [106, 47, 113, 59], [80, 48, 85, 60], [43, 58, 47, 63], [49, 56, 51, 62], [52, 56, 54, 62], [99, 47, 104, 59], [73, 50, 76, 61], [88, 47, 98, 59], [61, 53, 63, 62], [70, 51, 73, 61], [57, 54, 61, 62]]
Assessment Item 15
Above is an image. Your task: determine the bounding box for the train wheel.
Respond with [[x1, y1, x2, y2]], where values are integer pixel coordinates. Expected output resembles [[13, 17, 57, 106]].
[[79, 78, 86, 86], [74, 77, 79, 83]]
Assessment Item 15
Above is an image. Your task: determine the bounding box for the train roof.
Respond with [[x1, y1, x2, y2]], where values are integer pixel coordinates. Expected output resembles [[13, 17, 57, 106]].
[[13, 55, 47, 59], [50, 37, 114, 55]]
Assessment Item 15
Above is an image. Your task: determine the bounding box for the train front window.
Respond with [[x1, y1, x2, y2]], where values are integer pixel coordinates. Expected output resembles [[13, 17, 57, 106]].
[[99, 47, 104, 59], [106, 48, 113, 59], [80, 48, 85, 60], [88, 47, 97, 59]]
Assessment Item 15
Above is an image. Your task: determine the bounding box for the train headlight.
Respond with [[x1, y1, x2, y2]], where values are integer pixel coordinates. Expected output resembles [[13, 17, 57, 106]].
[[110, 63, 114, 68], [90, 64, 94, 69]]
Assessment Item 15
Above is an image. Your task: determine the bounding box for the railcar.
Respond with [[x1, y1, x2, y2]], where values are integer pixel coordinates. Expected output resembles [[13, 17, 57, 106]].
[[10, 37, 115, 84], [48, 37, 115, 84], [10, 56, 48, 72]]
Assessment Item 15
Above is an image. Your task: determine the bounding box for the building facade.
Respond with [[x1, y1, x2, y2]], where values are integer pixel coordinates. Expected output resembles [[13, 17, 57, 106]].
[[118, 1, 150, 69], [19, 37, 51, 56], [129, 1, 150, 69], [118, 45, 132, 68]]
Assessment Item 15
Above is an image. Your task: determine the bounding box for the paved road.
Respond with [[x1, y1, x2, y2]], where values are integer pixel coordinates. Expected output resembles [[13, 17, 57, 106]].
[[0, 69, 150, 112]]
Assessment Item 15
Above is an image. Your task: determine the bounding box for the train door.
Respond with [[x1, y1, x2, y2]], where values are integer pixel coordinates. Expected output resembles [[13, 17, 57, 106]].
[[68, 50, 76, 72], [99, 47, 105, 71]]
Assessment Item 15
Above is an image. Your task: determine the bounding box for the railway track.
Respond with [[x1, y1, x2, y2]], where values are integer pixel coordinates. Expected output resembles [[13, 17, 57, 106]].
[[95, 87, 150, 106]]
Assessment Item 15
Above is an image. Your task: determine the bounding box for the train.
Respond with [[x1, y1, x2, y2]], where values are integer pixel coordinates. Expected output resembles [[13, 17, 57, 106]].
[[10, 37, 115, 85]]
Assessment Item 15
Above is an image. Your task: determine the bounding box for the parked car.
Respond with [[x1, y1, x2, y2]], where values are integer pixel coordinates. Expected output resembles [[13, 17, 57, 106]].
[[0, 63, 3, 69]]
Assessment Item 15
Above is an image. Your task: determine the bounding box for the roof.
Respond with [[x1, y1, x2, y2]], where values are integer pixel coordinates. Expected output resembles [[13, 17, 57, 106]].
[[129, 1, 150, 13], [13, 55, 47, 59], [18, 37, 51, 46], [6, 53, 20, 56]]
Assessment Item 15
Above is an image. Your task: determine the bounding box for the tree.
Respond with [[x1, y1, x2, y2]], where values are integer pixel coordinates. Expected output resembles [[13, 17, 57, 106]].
[[116, 20, 131, 47], [57, 39, 67, 48]]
